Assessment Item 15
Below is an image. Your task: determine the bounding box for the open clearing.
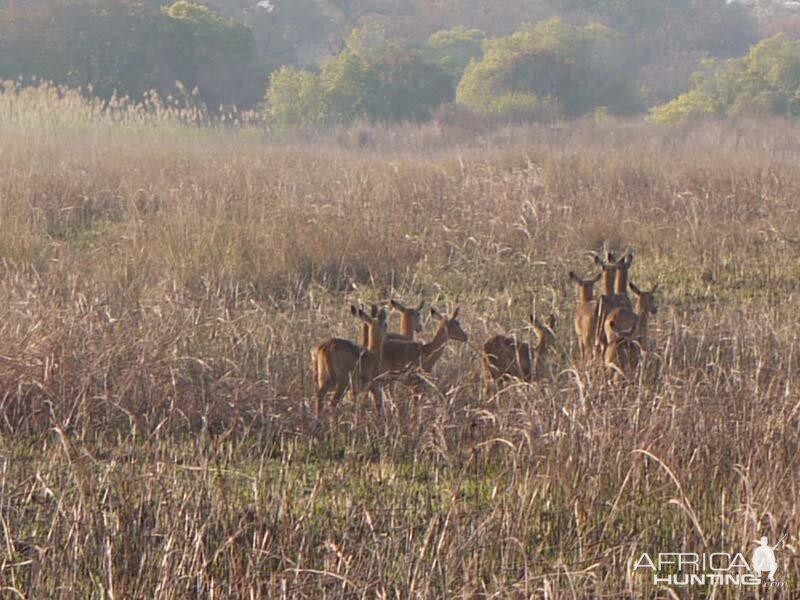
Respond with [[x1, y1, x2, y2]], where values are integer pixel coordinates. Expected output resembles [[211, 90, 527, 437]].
[[0, 114, 797, 598]]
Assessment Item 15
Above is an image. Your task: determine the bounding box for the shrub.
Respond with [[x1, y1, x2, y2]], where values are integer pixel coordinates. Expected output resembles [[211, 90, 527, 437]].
[[265, 24, 454, 127], [455, 18, 639, 120], [266, 66, 326, 128], [422, 26, 485, 86], [652, 34, 800, 122]]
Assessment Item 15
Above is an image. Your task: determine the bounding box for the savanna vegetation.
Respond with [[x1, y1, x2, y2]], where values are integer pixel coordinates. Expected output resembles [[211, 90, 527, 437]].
[[0, 85, 796, 598]]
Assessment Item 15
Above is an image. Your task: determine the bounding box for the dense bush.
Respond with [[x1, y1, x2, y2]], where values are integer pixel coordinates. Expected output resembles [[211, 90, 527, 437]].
[[266, 66, 326, 128], [266, 24, 453, 127], [651, 34, 800, 122], [421, 26, 485, 87], [455, 18, 641, 120], [0, 0, 261, 108]]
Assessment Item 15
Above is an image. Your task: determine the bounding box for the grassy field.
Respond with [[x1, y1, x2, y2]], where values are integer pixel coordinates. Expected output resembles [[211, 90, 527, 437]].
[[0, 89, 797, 598]]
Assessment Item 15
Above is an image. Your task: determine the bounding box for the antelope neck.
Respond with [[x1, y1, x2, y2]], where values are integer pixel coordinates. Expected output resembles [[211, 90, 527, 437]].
[[633, 301, 650, 335], [400, 314, 413, 339], [615, 269, 628, 296], [602, 270, 616, 296], [534, 331, 547, 352], [423, 321, 449, 356], [368, 324, 384, 360]]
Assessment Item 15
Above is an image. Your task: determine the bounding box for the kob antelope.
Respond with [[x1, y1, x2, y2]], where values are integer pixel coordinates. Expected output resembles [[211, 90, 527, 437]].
[[311, 305, 387, 418], [597, 251, 634, 345], [387, 298, 424, 341], [610, 252, 634, 309], [357, 303, 379, 347], [603, 282, 658, 377], [572, 251, 634, 360], [380, 306, 468, 375], [569, 270, 601, 361], [482, 314, 556, 387]]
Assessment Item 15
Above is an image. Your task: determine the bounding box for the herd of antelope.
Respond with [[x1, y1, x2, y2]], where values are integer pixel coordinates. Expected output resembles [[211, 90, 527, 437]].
[[311, 249, 658, 418], [569, 251, 658, 376]]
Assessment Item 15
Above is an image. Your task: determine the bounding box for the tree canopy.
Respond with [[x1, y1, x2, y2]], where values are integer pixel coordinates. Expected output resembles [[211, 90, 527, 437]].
[[266, 24, 452, 127], [0, 0, 261, 107], [455, 18, 640, 120], [651, 34, 800, 122], [0, 0, 796, 126]]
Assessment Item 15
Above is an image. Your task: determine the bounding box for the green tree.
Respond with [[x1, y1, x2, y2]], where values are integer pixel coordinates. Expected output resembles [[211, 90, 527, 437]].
[[374, 50, 452, 120], [163, 1, 259, 107], [651, 34, 800, 122], [649, 88, 719, 123], [163, 1, 255, 66], [266, 66, 326, 128], [0, 0, 174, 98], [344, 18, 388, 63], [456, 18, 638, 120], [0, 0, 262, 107], [321, 25, 453, 123], [264, 22, 453, 126], [422, 26, 485, 84], [205, 0, 330, 65], [319, 50, 380, 122]]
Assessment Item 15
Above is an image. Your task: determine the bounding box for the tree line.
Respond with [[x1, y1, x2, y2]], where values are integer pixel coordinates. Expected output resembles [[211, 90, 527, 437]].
[[3, 0, 800, 124]]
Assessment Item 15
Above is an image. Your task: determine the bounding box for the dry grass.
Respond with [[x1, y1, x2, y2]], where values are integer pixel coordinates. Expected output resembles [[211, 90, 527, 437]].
[[0, 87, 797, 598]]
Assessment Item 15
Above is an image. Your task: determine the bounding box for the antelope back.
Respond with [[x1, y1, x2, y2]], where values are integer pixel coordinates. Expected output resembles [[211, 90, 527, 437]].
[[482, 334, 532, 381]]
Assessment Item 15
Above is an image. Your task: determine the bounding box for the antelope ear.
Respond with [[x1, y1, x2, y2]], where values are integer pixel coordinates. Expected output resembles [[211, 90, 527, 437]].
[[430, 307, 443, 320], [629, 282, 641, 295], [390, 299, 404, 311], [592, 253, 604, 266], [568, 271, 580, 283], [370, 303, 379, 317], [592, 272, 602, 283], [350, 304, 359, 317], [357, 308, 370, 322], [528, 313, 536, 325], [452, 307, 460, 319], [607, 251, 617, 263], [625, 252, 634, 267]]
